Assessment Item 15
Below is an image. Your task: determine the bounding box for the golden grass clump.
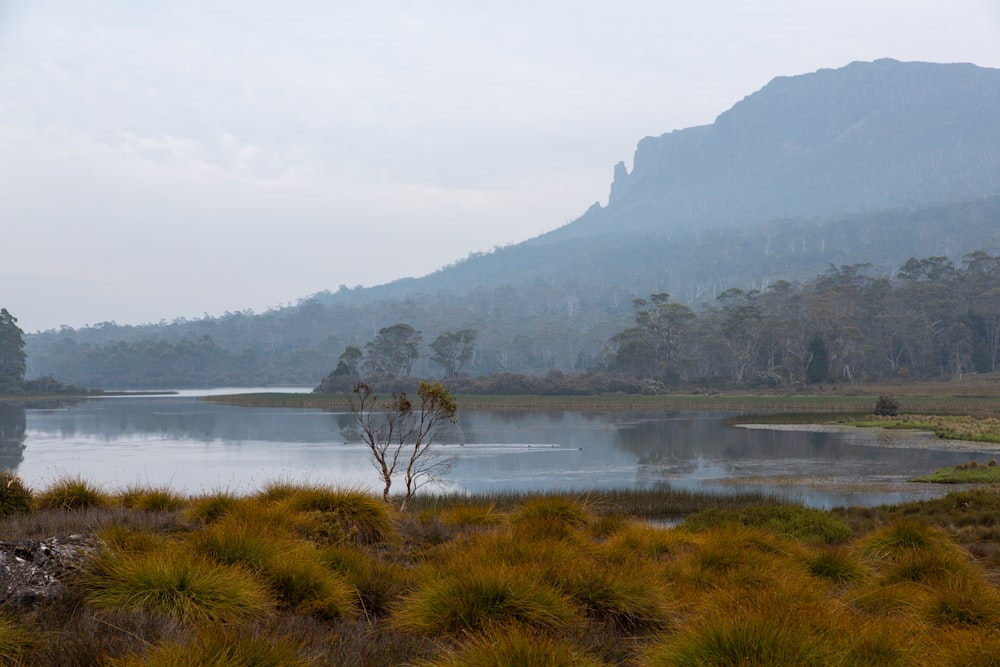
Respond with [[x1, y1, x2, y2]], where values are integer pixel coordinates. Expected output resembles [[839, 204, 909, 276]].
[[422, 624, 607, 667], [509, 496, 591, 540], [598, 521, 691, 564], [435, 501, 505, 528], [319, 544, 413, 616], [116, 484, 187, 512], [98, 524, 171, 554], [263, 552, 359, 619], [390, 564, 583, 635], [34, 475, 110, 511], [801, 545, 870, 584], [84, 550, 273, 623], [853, 518, 952, 562], [184, 490, 242, 524], [0, 468, 33, 518], [0, 615, 33, 664], [283, 485, 394, 545], [110, 626, 312, 667]]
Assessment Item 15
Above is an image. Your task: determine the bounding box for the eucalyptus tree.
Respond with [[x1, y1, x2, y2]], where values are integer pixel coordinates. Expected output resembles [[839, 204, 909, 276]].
[[364, 323, 422, 378], [350, 381, 458, 510], [0, 309, 26, 394], [429, 329, 477, 378]]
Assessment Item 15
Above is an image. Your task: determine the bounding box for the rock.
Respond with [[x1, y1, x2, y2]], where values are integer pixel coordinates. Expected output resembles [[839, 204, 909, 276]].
[[0, 534, 100, 608]]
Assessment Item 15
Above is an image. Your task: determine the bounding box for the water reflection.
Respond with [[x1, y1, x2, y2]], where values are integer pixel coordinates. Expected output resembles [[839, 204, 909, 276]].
[[13, 397, 1000, 508], [0, 403, 26, 470]]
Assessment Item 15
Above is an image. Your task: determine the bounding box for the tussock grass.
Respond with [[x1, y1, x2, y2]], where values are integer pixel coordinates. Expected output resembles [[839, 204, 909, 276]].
[[435, 501, 504, 527], [184, 490, 241, 524], [802, 546, 869, 584], [681, 502, 852, 543], [318, 544, 412, 616], [283, 485, 394, 545], [34, 475, 110, 511], [116, 484, 187, 512], [99, 524, 170, 554], [598, 522, 690, 564], [0, 468, 33, 518], [10, 479, 1000, 665], [0, 615, 33, 664], [263, 553, 358, 619], [923, 576, 1000, 628], [111, 625, 312, 667], [854, 519, 952, 562], [85, 550, 273, 623], [391, 565, 583, 635], [422, 624, 607, 667]]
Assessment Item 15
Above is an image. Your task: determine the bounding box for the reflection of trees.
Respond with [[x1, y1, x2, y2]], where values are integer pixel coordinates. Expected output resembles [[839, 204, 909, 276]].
[[0, 403, 26, 470]]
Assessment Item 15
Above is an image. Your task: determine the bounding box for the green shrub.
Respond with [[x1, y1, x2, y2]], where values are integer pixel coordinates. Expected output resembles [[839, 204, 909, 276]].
[[34, 475, 109, 510], [0, 469, 32, 518], [874, 394, 900, 416]]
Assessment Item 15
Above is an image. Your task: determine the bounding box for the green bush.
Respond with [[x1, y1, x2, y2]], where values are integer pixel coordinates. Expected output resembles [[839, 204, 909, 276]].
[[874, 394, 900, 416]]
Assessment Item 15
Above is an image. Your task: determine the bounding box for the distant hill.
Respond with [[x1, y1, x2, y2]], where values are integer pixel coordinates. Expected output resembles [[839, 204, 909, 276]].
[[26, 60, 1000, 388], [542, 58, 1000, 242]]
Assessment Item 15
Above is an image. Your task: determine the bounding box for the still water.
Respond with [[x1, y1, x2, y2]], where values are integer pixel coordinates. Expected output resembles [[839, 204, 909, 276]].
[[2, 391, 997, 509]]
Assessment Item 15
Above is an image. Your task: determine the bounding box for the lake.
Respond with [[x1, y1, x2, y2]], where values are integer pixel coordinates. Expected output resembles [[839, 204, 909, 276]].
[[2, 390, 996, 509]]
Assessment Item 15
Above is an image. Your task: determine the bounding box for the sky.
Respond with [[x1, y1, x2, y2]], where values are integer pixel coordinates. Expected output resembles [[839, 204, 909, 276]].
[[2, 2, 999, 333]]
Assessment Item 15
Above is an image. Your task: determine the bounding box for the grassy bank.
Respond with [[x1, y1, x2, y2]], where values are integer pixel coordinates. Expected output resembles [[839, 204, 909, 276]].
[[3, 474, 1000, 665], [204, 389, 1000, 416]]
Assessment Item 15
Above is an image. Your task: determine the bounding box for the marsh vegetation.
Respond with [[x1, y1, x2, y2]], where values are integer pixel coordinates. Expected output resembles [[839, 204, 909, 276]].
[[3, 473, 1000, 665]]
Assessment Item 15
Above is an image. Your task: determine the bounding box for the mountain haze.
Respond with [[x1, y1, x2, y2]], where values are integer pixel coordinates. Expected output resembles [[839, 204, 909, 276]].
[[547, 58, 1000, 241], [25, 59, 1000, 387]]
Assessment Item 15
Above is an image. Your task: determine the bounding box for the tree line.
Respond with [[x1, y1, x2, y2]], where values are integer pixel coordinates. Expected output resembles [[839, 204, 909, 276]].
[[602, 251, 1000, 388]]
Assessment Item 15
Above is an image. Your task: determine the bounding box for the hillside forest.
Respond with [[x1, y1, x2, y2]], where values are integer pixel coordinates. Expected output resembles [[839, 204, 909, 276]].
[[19, 250, 1000, 392]]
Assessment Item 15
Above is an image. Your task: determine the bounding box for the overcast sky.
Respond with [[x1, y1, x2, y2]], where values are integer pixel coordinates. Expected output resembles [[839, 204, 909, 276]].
[[2, 1, 999, 333]]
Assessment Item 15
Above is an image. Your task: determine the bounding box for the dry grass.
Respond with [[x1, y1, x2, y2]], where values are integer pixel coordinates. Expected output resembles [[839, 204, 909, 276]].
[[3, 483, 1000, 665]]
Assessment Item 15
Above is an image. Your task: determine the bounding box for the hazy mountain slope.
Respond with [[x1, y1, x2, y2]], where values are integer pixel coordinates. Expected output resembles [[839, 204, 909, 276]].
[[536, 59, 1000, 242], [24, 59, 1000, 387]]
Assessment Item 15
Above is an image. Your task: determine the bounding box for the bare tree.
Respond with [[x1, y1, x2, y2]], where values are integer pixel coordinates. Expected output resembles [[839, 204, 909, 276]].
[[350, 381, 458, 510]]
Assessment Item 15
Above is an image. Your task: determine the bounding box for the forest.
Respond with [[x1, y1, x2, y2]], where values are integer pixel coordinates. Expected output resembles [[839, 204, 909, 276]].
[[16, 250, 1000, 393]]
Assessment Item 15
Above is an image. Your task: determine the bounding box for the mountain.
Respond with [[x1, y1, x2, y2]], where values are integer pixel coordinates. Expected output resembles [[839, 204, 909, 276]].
[[25, 60, 1000, 388], [541, 58, 1000, 242]]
